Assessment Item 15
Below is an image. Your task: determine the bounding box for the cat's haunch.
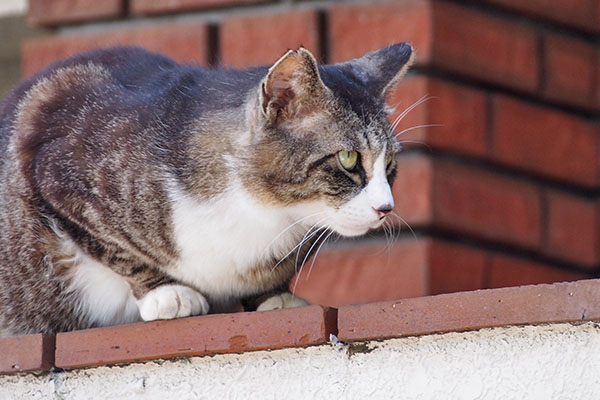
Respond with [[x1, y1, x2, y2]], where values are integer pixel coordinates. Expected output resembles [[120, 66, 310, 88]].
[[0, 43, 414, 336]]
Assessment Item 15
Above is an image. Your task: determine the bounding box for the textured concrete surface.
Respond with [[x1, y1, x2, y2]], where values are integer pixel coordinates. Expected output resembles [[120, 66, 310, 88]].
[[2, 322, 600, 399], [0, 0, 25, 16]]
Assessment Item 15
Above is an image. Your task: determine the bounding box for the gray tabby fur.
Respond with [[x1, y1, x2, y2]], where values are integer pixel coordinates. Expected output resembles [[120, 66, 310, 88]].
[[0, 43, 414, 336]]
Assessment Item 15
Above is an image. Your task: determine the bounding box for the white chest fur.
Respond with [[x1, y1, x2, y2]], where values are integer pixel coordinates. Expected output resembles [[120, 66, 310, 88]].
[[167, 181, 317, 300]]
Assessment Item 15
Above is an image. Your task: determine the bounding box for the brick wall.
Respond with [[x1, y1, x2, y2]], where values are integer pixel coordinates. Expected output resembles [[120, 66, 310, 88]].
[[0, 4, 40, 98], [23, 0, 600, 307]]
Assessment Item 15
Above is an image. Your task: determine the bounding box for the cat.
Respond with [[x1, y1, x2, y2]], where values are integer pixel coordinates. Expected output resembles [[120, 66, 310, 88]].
[[0, 42, 414, 336]]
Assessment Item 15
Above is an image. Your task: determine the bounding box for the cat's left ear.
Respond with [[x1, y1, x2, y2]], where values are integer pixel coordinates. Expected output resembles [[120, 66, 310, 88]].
[[261, 47, 328, 125], [336, 43, 415, 99]]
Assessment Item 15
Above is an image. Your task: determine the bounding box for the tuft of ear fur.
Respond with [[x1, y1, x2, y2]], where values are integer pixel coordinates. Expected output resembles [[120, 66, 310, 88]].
[[261, 47, 328, 125], [336, 42, 415, 99]]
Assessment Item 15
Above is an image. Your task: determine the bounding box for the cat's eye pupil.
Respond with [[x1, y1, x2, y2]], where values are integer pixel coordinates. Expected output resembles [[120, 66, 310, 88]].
[[386, 154, 394, 165], [338, 150, 358, 171]]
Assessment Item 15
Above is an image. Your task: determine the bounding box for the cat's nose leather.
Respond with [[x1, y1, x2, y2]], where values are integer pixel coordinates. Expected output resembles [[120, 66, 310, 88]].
[[374, 205, 393, 219]]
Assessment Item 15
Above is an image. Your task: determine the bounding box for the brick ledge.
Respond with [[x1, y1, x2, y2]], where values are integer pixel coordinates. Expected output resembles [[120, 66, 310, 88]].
[[1, 279, 599, 374]]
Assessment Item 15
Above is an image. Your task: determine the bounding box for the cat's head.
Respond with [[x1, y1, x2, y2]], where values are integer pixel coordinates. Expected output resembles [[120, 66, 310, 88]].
[[245, 43, 414, 237]]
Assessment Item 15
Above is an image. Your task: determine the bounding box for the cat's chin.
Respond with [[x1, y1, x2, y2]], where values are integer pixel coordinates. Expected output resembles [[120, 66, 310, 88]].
[[332, 221, 382, 238]]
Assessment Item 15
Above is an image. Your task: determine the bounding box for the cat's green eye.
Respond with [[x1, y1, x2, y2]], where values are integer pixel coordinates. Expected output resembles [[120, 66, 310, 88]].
[[338, 150, 358, 171], [386, 153, 394, 166]]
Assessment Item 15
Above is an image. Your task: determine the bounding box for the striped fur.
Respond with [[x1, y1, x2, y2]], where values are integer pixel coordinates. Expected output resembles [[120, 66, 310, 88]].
[[0, 44, 413, 335]]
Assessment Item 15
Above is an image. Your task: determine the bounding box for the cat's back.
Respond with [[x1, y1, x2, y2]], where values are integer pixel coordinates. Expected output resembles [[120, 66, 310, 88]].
[[0, 46, 174, 119], [1, 47, 268, 161], [0, 48, 168, 156]]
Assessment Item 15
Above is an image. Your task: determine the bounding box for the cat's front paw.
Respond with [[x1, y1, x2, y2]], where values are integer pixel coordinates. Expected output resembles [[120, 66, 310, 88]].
[[256, 292, 309, 312], [137, 285, 209, 321]]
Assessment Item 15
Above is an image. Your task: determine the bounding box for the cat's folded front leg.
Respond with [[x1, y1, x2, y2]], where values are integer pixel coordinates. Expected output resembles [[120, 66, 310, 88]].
[[136, 284, 209, 321], [256, 292, 309, 311], [109, 260, 210, 322], [242, 290, 309, 312]]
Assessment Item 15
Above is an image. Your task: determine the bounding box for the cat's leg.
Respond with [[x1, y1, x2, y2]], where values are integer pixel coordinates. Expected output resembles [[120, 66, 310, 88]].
[[68, 252, 210, 323], [242, 290, 309, 312], [256, 292, 309, 311], [136, 284, 209, 321], [112, 263, 210, 321]]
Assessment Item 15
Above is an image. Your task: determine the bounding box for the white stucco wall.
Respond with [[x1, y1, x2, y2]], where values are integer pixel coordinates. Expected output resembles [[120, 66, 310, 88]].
[[2, 322, 600, 399]]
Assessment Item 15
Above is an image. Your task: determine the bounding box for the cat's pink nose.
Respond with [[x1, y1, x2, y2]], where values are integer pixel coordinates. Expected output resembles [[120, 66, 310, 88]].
[[374, 205, 392, 219]]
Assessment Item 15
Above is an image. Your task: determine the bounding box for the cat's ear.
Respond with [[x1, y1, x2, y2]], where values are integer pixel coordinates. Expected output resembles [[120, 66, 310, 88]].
[[337, 43, 415, 99], [261, 47, 328, 124]]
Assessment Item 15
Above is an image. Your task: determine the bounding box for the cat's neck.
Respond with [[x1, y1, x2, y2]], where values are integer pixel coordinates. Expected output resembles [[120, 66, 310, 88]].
[[166, 176, 320, 300]]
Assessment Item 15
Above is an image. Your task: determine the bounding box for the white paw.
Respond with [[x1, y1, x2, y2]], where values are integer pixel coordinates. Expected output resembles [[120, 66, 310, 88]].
[[137, 285, 209, 321], [256, 293, 309, 312]]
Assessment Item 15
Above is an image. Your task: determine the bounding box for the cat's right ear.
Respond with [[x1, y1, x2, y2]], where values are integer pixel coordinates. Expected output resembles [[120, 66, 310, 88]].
[[260, 48, 328, 125]]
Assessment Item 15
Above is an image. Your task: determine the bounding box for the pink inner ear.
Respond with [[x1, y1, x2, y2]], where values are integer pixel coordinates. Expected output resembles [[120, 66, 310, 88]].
[[262, 50, 323, 121], [272, 80, 291, 91], [264, 71, 298, 114], [263, 78, 296, 113], [271, 81, 295, 108]]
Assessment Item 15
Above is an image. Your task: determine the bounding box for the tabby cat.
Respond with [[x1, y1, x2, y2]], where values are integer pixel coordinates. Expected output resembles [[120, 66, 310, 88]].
[[0, 43, 414, 336]]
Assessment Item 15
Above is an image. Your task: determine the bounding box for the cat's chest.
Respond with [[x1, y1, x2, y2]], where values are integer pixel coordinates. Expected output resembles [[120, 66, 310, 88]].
[[167, 183, 306, 298]]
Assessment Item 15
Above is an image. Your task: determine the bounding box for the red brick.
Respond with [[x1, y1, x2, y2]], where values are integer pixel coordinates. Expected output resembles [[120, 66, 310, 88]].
[[338, 279, 600, 341], [597, 0, 600, 31], [598, 0, 600, 32], [220, 10, 320, 67], [55, 306, 336, 368], [488, 253, 591, 288], [388, 76, 488, 157], [596, 50, 600, 110], [293, 236, 493, 307], [392, 154, 434, 227], [28, 0, 124, 27], [545, 191, 599, 267], [0, 334, 55, 374], [428, 240, 487, 294], [478, 0, 599, 33], [543, 34, 597, 109], [386, 77, 428, 141], [328, 1, 433, 64], [22, 22, 209, 77], [433, 159, 542, 249], [293, 239, 430, 307], [492, 96, 599, 187], [131, 0, 265, 15], [330, 2, 539, 91], [432, 2, 539, 92]]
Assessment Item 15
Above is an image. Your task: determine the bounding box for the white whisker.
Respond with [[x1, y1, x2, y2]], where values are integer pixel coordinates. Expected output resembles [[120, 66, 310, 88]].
[[391, 211, 417, 240], [296, 226, 331, 276], [293, 227, 333, 294], [270, 221, 326, 272], [261, 210, 327, 257], [391, 95, 436, 132], [304, 229, 335, 281], [380, 219, 394, 269], [398, 140, 433, 151], [271, 213, 333, 272], [395, 123, 442, 138], [382, 219, 394, 252], [371, 222, 392, 257]]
